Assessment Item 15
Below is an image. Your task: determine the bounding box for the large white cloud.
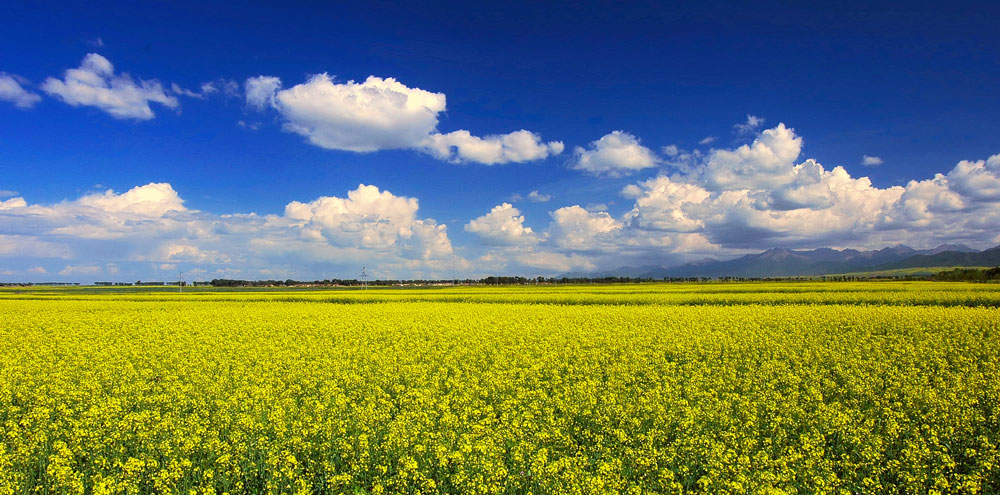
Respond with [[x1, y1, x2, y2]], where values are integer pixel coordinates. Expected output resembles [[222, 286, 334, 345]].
[[570, 131, 659, 177], [42, 54, 179, 120], [245, 73, 561, 164], [619, 124, 999, 250], [0, 182, 465, 281], [267, 74, 445, 152], [76, 182, 186, 216], [0, 74, 41, 108], [548, 206, 622, 250], [284, 184, 452, 259], [700, 123, 803, 190], [945, 155, 1000, 203], [465, 203, 538, 246]]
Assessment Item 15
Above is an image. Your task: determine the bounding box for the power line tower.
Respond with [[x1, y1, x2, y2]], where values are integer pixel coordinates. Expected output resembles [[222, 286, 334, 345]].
[[178, 270, 184, 293], [360, 266, 368, 290]]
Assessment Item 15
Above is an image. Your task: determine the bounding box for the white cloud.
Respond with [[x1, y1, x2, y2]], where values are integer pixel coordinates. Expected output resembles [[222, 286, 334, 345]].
[[616, 124, 1000, 251], [0, 74, 41, 108], [571, 131, 659, 177], [284, 184, 453, 258], [465, 203, 538, 246], [699, 136, 717, 145], [862, 155, 884, 166], [76, 182, 186, 216], [527, 190, 551, 202], [0, 182, 467, 280], [0, 197, 27, 210], [249, 74, 445, 152], [157, 243, 231, 264], [2, 124, 998, 278], [701, 123, 803, 190], [245, 73, 560, 164], [734, 114, 765, 134], [548, 206, 622, 250], [171, 81, 220, 99], [943, 154, 1000, 203], [41, 53, 178, 120], [0, 190, 18, 198], [510, 190, 553, 203], [423, 129, 563, 164], [624, 177, 712, 232], [58, 265, 100, 276], [28, 266, 46, 274], [244, 75, 282, 110]]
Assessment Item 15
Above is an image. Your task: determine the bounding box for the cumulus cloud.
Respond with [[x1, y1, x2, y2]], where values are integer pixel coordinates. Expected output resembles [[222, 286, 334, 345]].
[[943, 154, 1000, 203], [0, 74, 41, 108], [284, 184, 453, 258], [700, 123, 803, 190], [617, 124, 1000, 251], [454, 124, 997, 273], [2, 124, 998, 278], [548, 206, 622, 250], [76, 182, 186, 216], [0, 182, 466, 280], [0, 197, 27, 210], [42, 53, 178, 119], [571, 131, 659, 177], [423, 129, 563, 164], [248, 74, 446, 152], [465, 203, 538, 246], [862, 155, 884, 166], [245, 73, 560, 164]]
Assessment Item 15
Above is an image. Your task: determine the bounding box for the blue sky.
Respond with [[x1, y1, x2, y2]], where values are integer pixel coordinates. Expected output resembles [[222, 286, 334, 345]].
[[2, 1, 999, 281]]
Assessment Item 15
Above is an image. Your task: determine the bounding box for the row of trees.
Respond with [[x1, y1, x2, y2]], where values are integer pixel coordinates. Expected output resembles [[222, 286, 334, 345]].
[[932, 267, 1000, 281]]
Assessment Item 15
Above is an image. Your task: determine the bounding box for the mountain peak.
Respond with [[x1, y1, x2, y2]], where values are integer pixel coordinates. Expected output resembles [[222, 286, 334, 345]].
[[926, 243, 976, 254]]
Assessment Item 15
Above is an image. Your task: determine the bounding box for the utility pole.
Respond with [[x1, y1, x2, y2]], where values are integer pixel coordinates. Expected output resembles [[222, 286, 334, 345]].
[[178, 270, 184, 293], [360, 266, 368, 290]]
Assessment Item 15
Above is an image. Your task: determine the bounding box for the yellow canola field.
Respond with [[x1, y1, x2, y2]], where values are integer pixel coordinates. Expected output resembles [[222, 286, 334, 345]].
[[1, 285, 999, 494]]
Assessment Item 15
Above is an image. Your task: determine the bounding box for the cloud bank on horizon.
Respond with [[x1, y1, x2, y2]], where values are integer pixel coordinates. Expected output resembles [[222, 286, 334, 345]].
[[2, 51, 1000, 280], [1, 121, 998, 280]]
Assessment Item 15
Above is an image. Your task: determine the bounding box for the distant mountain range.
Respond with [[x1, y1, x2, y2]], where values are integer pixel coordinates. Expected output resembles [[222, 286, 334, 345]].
[[562, 244, 1000, 279]]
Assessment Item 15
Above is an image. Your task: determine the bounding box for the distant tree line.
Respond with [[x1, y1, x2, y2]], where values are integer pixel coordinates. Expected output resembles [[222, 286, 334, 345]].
[[205, 268, 1000, 287], [932, 267, 1000, 282], [4, 267, 997, 287]]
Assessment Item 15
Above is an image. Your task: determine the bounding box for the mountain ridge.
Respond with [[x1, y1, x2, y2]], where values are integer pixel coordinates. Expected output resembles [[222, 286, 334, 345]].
[[560, 244, 996, 279]]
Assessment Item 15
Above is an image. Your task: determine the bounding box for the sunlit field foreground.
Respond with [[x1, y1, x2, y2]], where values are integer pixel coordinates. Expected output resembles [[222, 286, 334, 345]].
[[1, 283, 998, 494]]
